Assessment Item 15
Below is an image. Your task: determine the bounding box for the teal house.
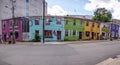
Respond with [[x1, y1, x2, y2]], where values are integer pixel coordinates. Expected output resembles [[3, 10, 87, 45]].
[[29, 16, 65, 42]]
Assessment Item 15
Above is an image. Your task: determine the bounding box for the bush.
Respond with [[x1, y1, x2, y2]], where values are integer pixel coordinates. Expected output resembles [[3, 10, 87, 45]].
[[32, 34, 41, 42], [64, 38, 69, 41]]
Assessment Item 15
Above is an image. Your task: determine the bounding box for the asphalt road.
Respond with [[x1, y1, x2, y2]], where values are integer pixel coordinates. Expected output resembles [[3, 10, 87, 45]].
[[0, 41, 120, 65]]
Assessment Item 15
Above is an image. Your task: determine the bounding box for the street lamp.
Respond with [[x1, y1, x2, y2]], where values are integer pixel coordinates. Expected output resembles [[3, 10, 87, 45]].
[[42, 0, 45, 44], [5, 0, 16, 44]]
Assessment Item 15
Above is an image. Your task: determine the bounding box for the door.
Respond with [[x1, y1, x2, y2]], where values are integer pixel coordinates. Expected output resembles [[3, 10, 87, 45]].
[[92, 32, 94, 39], [57, 31, 61, 41], [79, 32, 82, 40]]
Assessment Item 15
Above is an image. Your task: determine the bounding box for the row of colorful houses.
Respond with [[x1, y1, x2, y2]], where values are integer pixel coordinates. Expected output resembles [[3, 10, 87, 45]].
[[1, 16, 120, 42]]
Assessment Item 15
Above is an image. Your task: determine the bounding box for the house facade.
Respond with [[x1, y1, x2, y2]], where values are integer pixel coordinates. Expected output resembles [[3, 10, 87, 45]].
[[0, 0, 47, 35], [64, 17, 84, 41], [119, 26, 120, 38], [110, 23, 119, 39], [84, 20, 92, 40], [2, 17, 23, 41], [100, 23, 110, 40], [91, 22, 100, 40], [29, 16, 64, 42], [84, 20, 100, 40]]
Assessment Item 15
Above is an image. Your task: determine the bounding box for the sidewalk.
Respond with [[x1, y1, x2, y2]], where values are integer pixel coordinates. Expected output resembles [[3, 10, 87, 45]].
[[96, 55, 120, 65], [15, 39, 119, 45], [1, 39, 119, 45]]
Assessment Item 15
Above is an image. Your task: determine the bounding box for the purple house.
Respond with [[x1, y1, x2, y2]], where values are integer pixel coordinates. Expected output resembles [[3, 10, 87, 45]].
[[2, 17, 24, 42], [110, 23, 119, 38]]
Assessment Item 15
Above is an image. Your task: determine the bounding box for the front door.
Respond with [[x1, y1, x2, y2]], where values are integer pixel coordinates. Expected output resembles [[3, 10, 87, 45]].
[[79, 32, 82, 40], [57, 31, 61, 41], [92, 32, 94, 39]]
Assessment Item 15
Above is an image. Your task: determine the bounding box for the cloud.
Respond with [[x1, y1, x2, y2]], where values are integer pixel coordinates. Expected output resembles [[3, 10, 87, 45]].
[[47, 5, 67, 16], [84, 0, 120, 19]]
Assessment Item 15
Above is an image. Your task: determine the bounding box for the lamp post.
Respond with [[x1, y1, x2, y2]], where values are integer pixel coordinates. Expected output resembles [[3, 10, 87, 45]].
[[11, 0, 16, 44], [5, 0, 16, 44], [42, 0, 45, 43]]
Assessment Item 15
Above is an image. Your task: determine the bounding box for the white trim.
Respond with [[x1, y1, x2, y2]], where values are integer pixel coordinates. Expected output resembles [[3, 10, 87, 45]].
[[72, 30, 77, 37], [10, 30, 20, 32], [68, 30, 70, 36], [76, 30, 78, 36], [65, 29, 70, 37]]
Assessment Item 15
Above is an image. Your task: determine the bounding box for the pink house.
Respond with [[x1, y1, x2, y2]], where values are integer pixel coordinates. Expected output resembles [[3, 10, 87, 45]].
[[2, 17, 23, 42]]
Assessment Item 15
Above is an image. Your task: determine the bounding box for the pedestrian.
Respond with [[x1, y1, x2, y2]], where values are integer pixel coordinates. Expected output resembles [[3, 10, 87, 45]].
[[0, 35, 3, 44]]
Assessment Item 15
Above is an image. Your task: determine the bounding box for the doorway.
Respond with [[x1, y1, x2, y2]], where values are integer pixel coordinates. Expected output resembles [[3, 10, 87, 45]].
[[57, 31, 61, 41], [79, 32, 82, 40], [92, 32, 94, 39]]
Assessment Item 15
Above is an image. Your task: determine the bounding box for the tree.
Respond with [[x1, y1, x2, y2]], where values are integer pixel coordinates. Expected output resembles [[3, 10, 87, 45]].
[[92, 8, 112, 22]]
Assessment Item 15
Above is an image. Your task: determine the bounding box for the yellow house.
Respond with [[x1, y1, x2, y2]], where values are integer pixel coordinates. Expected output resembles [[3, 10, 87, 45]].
[[91, 22, 100, 40], [84, 19, 100, 40]]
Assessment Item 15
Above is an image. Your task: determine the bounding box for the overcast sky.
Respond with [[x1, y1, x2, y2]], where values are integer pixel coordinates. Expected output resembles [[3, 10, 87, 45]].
[[46, 0, 120, 19]]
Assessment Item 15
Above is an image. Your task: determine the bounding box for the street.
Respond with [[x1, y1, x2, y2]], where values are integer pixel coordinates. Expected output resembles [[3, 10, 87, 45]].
[[0, 41, 120, 65]]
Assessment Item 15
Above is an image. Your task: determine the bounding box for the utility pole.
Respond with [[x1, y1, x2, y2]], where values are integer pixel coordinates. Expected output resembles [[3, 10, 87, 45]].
[[42, 0, 45, 43], [11, 0, 16, 44]]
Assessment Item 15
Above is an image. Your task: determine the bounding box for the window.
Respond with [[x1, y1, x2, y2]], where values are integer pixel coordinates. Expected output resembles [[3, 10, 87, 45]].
[[115, 25, 118, 30], [35, 30, 39, 35], [15, 31, 19, 39], [57, 18, 61, 24], [3, 21, 6, 28], [80, 20, 82, 26], [112, 31, 114, 37], [86, 31, 90, 37], [92, 22, 94, 27], [14, 19, 18, 26], [65, 30, 69, 36], [112, 24, 115, 29], [35, 19, 39, 25], [10, 20, 13, 27], [22, 18, 29, 32], [46, 18, 51, 25], [73, 20, 76, 25], [103, 25, 106, 27], [65, 19, 68, 25], [86, 21, 89, 26], [98, 23, 100, 28], [10, 32, 13, 36], [45, 30, 52, 38], [72, 30, 77, 36]]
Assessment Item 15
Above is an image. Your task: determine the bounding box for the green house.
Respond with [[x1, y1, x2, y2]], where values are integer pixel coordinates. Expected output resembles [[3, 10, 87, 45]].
[[64, 17, 84, 41]]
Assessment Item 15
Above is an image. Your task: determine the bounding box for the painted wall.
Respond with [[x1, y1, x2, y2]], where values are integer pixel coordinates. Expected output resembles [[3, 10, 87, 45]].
[[84, 20, 92, 40], [29, 16, 64, 42], [29, 17, 41, 41], [110, 23, 119, 38], [119, 26, 120, 37], [100, 23, 110, 39], [84, 20, 100, 40], [64, 17, 84, 41], [92, 22, 100, 40], [2, 18, 22, 41]]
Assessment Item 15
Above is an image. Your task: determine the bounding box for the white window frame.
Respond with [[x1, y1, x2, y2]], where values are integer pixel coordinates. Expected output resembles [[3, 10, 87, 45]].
[[3, 21, 6, 28], [80, 20, 82, 26], [72, 30, 77, 36], [35, 19, 39, 25], [65, 30, 70, 36]]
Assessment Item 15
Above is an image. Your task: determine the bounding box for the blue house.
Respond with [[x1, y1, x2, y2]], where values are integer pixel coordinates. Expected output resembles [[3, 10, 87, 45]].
[[110, 23, 119, 38], [29, 16, 65, 42]]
